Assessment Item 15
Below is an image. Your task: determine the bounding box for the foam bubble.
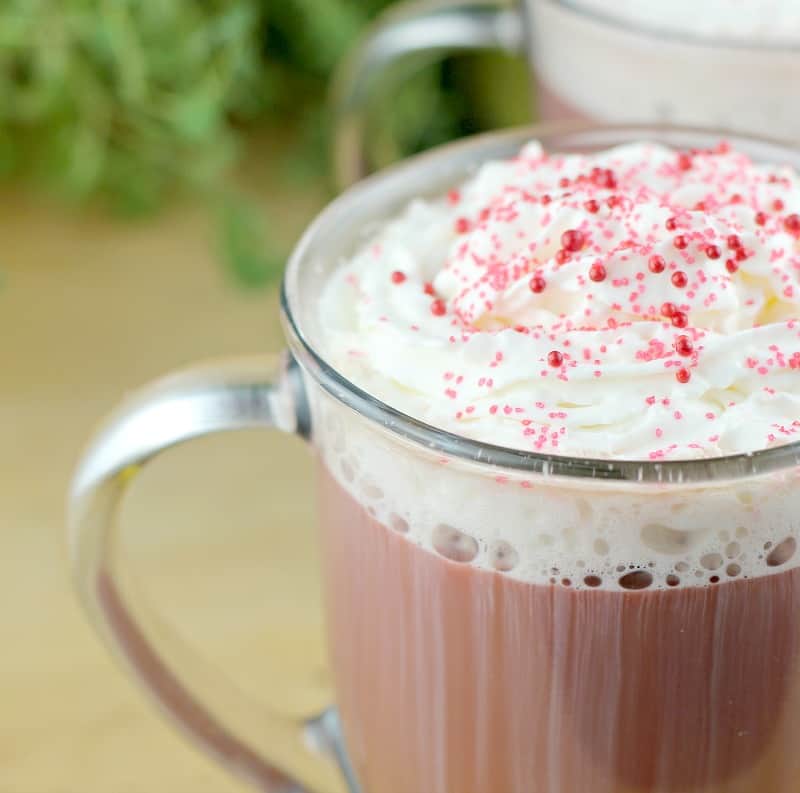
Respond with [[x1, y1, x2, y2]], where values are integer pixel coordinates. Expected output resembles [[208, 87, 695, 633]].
[[490, 540, 519, 572], [701, 553, 724, 571], [432, 525, 479, 564], [767, 538, 797, 567], [641, 524, 696, 555], [389, 513, 409, 534], [619, 570, 654, 590]]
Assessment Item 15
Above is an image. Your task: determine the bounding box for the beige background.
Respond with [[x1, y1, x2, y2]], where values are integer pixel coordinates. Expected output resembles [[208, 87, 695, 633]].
[[0, 142, 337, 791]]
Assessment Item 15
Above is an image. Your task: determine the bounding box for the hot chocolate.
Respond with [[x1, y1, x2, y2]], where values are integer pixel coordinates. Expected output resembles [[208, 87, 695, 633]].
[[316, 138, 800, 792], [531, 0, 800, 141]]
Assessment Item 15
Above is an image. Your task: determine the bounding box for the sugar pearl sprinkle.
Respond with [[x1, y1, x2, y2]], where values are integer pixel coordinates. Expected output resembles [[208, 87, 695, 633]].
[[320, 141, 800, 460]]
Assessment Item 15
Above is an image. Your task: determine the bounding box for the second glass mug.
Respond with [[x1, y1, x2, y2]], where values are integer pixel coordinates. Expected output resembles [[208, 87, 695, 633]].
[[69, 124, 800, 793], [332, 0, 800, 187]]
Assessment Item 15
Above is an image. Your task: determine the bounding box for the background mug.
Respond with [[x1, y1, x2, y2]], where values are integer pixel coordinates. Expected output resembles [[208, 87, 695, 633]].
[[70, 125, 800, 793], [332, 0, 800, 188]]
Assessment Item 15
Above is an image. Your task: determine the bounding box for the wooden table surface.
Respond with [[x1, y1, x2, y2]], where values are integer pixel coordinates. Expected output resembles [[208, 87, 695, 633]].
[[0, 149, 341, 792]]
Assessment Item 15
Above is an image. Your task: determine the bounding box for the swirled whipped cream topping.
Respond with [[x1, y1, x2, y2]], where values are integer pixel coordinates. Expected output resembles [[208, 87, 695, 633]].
[[319, 141, 800, 460], [575, 0, 800, 43]]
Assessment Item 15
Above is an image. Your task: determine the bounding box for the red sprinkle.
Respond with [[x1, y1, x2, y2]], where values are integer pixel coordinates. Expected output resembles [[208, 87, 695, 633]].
[[773, 199, 785, 212], [671, 271, 688, 288], [725, 258, 739, 274], [755, 211, 768, 226], [735, 247, 749, 262], [676, 368, 691, 384], [584, 199, 600, 214], [648, 255, 666, 273], [674, 335, 693, 356], [727, 234, 742, 250], [665, 217, 678, 231], [561, 229, 586, 252], [661, 301, 678, 317], [784, 214, 800, 236], [454, 217, 470, 234], [671, 311, 689, 328], [391, 270, 406, 284], [541, 194, 552, 205], [705, 244, 721, 260], [547, 350, 564, 367], [673, 234, 689, 250], [589, 263, 607, 282], [591, 167, 617, 189], [430, 298, 447, 316], [555, 249, 570, 265], [424, 281, 436, 296], [529, 275, 547, 293]]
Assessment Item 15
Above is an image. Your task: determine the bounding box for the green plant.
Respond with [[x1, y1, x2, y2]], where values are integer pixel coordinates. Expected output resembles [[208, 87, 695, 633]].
[[0, 1, 527, 285], [0, 0, 266, 210]]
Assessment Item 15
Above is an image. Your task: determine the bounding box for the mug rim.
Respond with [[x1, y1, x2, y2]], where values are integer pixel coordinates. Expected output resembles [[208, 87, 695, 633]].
[[553, 0, 800, 52], [281, 122, 800, 484]]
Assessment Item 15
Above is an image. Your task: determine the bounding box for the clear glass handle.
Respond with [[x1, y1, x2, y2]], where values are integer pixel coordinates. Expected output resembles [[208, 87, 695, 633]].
[[67, 354, 353, 793], [331, 0, 525, 189]]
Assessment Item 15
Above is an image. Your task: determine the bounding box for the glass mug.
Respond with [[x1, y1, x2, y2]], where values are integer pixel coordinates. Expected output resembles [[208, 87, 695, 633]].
[[332, 0, 800, 187], [69, 124, 800, 793]]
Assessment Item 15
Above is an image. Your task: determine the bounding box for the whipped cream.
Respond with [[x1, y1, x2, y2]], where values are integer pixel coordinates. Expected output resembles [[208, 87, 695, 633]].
[[574, 0, 800, 43], [319, 141, 800, 461]]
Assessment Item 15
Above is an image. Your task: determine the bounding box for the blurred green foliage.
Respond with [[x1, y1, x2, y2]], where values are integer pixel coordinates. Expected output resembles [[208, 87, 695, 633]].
[[0, 0, 264, 211], [0, 0, 527, 284]]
